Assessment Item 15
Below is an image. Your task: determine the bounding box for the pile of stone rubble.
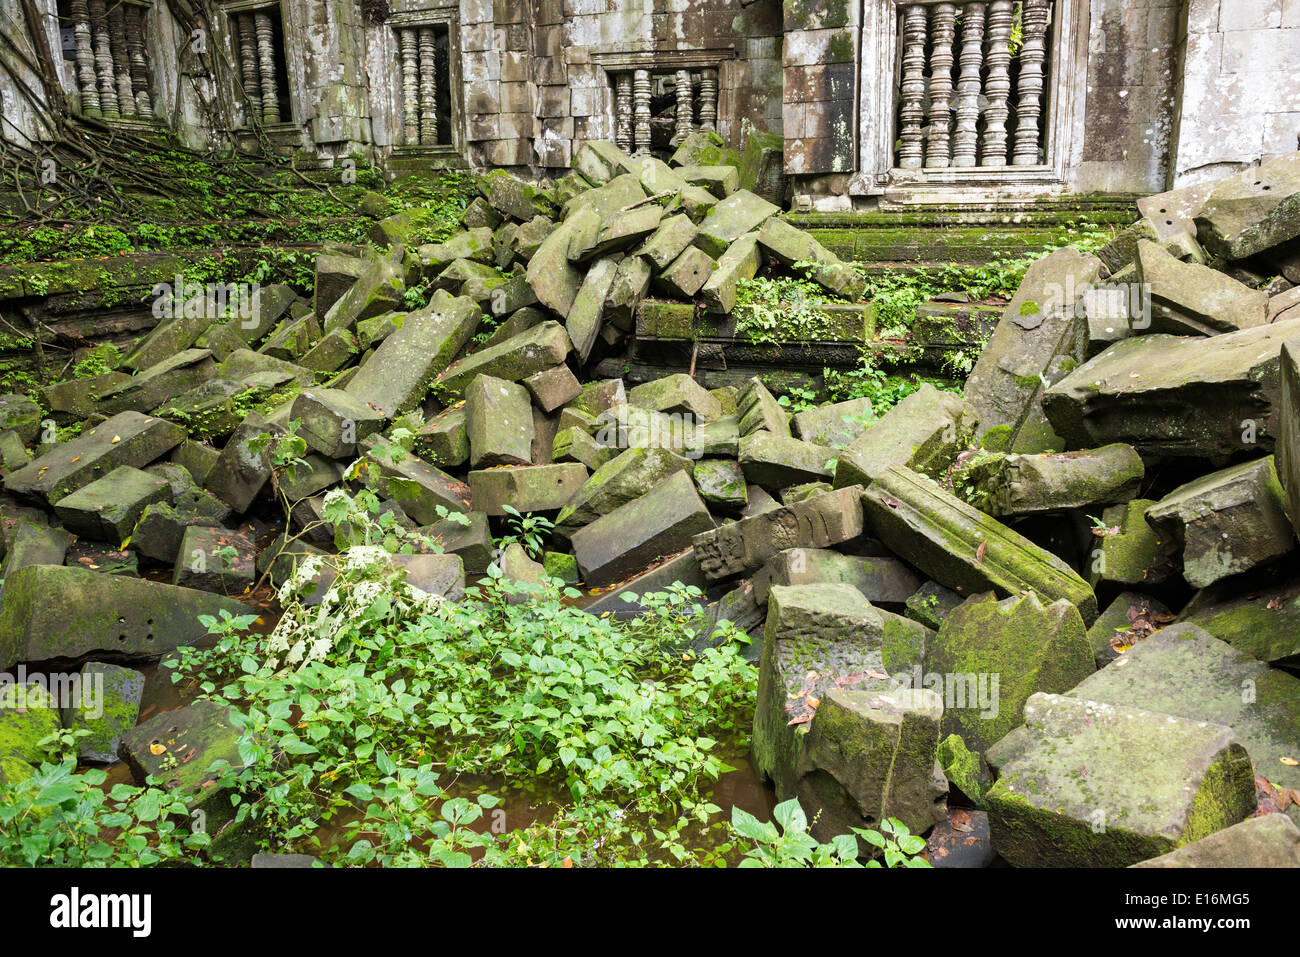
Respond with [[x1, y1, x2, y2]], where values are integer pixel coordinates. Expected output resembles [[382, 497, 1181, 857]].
[[2, 145, 1300, 867]]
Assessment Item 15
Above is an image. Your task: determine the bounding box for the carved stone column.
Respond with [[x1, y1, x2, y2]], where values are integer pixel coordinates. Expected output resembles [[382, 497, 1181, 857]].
[[897, 4, 927, 168], [107, 4, 135, 117], [633, 68, 651, 156], [418, 26, 438, 145], [615, 73, 633, 152], [70, 0, 99, 117], [698, 67, 717, 133], [399, 29, 419, 145], [126, 5, 152, 119], [237, 13, 263, 123], [672, 69, 693, 146], [1013, 0, 1051, 165], [981, 0, 1014, 165], [255, 10, 280, 123], [952, 1, 986, 167], [925, 3, 956, 167], [89, 0, 118, 119]]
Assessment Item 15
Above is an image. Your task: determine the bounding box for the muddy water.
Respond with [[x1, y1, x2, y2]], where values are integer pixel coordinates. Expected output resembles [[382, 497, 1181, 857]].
[[39, 579, 776, 864]]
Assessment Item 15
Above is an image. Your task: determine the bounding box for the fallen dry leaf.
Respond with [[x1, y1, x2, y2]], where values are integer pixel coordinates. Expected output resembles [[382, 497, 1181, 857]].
[[149, 743, 167, 756], [975, 540, 987, 563]]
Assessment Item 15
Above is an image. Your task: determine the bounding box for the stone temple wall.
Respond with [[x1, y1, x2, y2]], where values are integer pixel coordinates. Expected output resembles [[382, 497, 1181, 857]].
[[3, 0, 1299, 205]]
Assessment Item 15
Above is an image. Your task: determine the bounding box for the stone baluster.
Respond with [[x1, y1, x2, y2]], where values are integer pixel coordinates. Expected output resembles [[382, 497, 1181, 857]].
[[981, 0, 1014, 165], [237, 13, 262, 123], [698, 67, 717, 133], [671, 69, 693, 146], [1013, 0, 1051, 165], [69, 0, 99, 117], [615, 73, 633, 152], [925, 3, 957, 167], [126, 5, 152, 119], [107, 4, 135, 117], [418, 26, 438, 145], [255, 11, 280, 123], [897, 4, 926, 169], [88, 0, 118, 119], [952, 1, 986, 167], [399, 29, 419, 145], [633, 68, 651, 156]]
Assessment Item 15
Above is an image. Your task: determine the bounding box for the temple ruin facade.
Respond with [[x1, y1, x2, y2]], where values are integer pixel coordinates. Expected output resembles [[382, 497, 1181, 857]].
[[3, 0, 1297, 208]]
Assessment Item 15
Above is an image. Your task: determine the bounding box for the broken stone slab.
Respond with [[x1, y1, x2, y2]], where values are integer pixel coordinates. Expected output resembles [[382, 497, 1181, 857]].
[[963, 248, 1103, 452], [497, 542, 547, 599], [755, 217, 867, 301], [985, 691, 1255, 867], [1131, 813, 1300, 868], [627, 373, 722, 421], [390, 552, 465, 601], [1194, 152, 1300, 261], [98, 349, 218, 416], [172, 525, 256, 595], [483, 171, 558, 222], [314, 253, 366, 317], [1177, 578, 1300, 669], [780, 482, 833, 505], [862, 466, 1098, 623], [1042, 318, 1300, 457], [692, 485, 864, 580], [414, 404, 468, 468], [259, 312, 320, 361], [635, 213, 699, 272], [679, 164, 739, 198], [573, 140, 635, 186], [322, 254, 406, 333], [580, 548, 708, 620], [562, 172, 646, 222], [344, 290, 481, 418], [418, 511, 493, 576], [0, 681, 60, 763], [570, 204, 664, 263], [1086, 591, 1174, 668], [42, 371, 132, 418], [975, 443, 1145, 517], [604, 255, 652, 331], [568, 377, 627, 418], [0, 394, 39, 443], [0, 564, 246, 669], [653, 245, 715, 300], [737, 377, 790, 437], [433, 258, 508, 306], [700, 231, 761, 315], [552, 425, 617, 472], [119, 699, 257, 862], [554, 445, 695, 539], [1088, 499, 1176, 590], [0, 519, 71, 580], [418, 227, 496, 273], [1145, 456, 1293, 588], [525, 216, 582, 316], [685, 414, 741, 459], [1279, 340, 1300, 540], [464, 374, 534, 468], [520, 364, 581, 413], [511, 215, 556, 264], [1136, 240, 1269, 336], [791, 397, 873, 449], [362, 436, 472, 522], [130, 489, 232, 564], [1073, 623, 1300, 793], [432, 321, 572, 402], [468, 463, 589, 516], [904, 580, 965, 631], [738, 431, 835, 490], [571, 470, 715, 588], [833, 384, 975, 488], [927, 591, 1093, 753], [566, 256, 619, 363], [292, 388, 385, 459], [53, 465, 172, 543], [299, 326, 359, 373], [753, 547, 921, 609], [219, 348, 315, 388], [5, 411, 185, 505], [203, 414, 279, 513], [694, 189, 781, 258], [693, 458, 748, 513], [60, 662, 144, 763]]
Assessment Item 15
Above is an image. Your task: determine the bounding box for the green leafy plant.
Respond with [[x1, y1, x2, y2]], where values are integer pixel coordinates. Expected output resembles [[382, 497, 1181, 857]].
[[497, 505, 555, 560]]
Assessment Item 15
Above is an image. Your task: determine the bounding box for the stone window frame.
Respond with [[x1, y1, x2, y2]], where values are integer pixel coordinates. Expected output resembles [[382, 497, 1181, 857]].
[[50, 0, 164, 129], [590, 48, 737, 146], [384, 8, 465, 158], [850, 0, 1090, 201], [220, 0, 298, 132]]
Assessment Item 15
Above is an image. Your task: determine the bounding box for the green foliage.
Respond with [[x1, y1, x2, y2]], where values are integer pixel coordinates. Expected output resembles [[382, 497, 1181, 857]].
[[822, 364, 962, 416], [734, 275, 840, 345], [497, 505, 554, 560], [71, 342, 121, 379], [854, 817, 931, 868], [732, 799, 861, 867]]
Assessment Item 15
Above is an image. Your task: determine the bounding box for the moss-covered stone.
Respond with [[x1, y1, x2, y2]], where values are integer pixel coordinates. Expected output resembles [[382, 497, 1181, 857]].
[[60, 662, 144, 763], [0, 681, 60, 763]]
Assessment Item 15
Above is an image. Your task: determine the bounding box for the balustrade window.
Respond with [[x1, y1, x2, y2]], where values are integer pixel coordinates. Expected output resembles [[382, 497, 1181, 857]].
[[394, 21, 453, 148], [893, 0, 1053, 169], [229, 3, 292, 126], [607, 67, 718, 156], [57, 0, 154, 121]]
